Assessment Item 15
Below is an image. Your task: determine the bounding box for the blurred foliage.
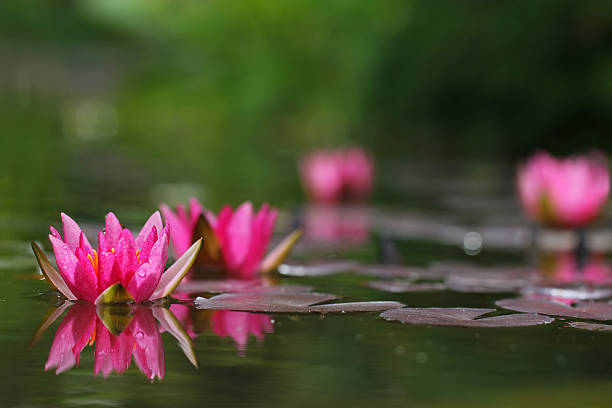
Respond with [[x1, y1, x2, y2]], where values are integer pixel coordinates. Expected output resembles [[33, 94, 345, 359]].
[[0, 0, 611, 208]]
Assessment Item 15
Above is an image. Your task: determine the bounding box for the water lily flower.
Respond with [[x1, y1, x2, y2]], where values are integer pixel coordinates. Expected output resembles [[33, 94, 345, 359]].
[[31, 212, 202, 304], [42, 302, 196, 380], [161, 199, 302, 278], [517, 152, 609, 228], [300, 147, 374, 203]]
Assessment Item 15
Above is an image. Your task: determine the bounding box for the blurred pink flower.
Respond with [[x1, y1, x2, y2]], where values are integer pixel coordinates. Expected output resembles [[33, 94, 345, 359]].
[[162, 199, 301, 278], [37, 212, 201, 303], [211, 310, 274, 351], [517, 152, 609, 228], [45, 303, 165, 380], [300, 148, 374, 203]]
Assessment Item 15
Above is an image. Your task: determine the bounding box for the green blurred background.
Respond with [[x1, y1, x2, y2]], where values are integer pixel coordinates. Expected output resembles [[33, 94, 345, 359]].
[[1, 0, 612, 214]]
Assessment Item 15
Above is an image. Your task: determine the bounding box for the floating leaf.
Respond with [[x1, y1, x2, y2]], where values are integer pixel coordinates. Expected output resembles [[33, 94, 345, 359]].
[[380, 307, 554, 328], [520, 285, 612, 301], [355, 264, 437, 279], [151, 239, 202, 299], [194, 292, 338, 313], [260, 229, 303, 274], [31, 241, 77, 300], [309, 301, 405, 313], [278, 260, 359, 277], [152, 307, 198, 368], [94, 283, 135, 305], [445, 270, 535, 293], [496, 298, 612, 321], [28, 300, 73, 349], [366, 280, 446, 293], [96, 304, 134, 336], [567, 322, 612, 332], [177, 279, 260, 294]]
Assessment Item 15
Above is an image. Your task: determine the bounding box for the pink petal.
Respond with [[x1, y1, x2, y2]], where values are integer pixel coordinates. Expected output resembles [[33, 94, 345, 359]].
[[214, 205, 234, 247], [138, 226, 158, 265], [240, 204, 272, 276], [49, 226, 62, 240], [221, 202, 253, 272], [74, 247, 99, 302], [189, 197, 204, 229], [115, 229, 138, 289], [93, 319, 114, 378], [49, 235, 96, 302], [79, 232, 94, 257], [127, 232, 168, 302], [61, 213, 85, 251], [98, 246, 115, 291], [135, 211, 163, 251], [105, 212, 123, 248], [161, 204, 191, 258]]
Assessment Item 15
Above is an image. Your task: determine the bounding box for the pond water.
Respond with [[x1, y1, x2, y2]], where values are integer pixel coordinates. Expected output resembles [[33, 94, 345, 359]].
[[2, 151, 612, 408]]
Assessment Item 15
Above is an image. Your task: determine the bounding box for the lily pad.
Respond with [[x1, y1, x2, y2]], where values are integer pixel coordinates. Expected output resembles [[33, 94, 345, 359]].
[[380, 307, 554, 328], [177, 279, 260, 294], [366, 280, 446, 293], [567, 322, 612, 332], [355, 264, 437, 279], [445, 270, 535, 293], [278, 260, 359, 277], [194, 292, 339, 313], [520, 285, 612, 301], [496, 298, 612, 321], [308, 301, 405, 313]]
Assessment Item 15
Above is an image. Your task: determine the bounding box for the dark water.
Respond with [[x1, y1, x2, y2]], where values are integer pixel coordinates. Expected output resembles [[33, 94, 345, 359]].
[[1, 151, 612, 408]]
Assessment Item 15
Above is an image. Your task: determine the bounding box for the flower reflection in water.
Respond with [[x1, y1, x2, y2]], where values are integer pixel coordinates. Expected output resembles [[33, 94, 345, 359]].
[[303, 204, 370, 245], [37, 302, 197, 381], [539, 251, 612, 286], [170, 303, 274, 354]]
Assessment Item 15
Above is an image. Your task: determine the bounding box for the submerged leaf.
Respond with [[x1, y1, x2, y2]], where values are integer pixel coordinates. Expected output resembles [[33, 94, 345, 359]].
[[309, 301, 405, 313], [496, 298, 612, 321], [96, 304, 134, 336], [194, 292, 338, 313], [380, 307, 554, 328], [151, 239, 202, 299], [95, 283, 135, 305], [31, 241, 77, 300], [260, 229, 303, 274], [152, 307, 198, 368]]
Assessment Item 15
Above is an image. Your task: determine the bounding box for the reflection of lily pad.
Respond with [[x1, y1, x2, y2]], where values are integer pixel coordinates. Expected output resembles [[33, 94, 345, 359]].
[[366, 280, 446, 293], [309, 301, 404, 313], [194, 292, 339, 313], [567, 322, 612, 332], [496, 298, 612, 321], [380, 307, 554, 328]]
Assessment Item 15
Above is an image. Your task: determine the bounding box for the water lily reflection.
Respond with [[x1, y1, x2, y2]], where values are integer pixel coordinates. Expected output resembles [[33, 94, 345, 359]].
[[304, 204, 370, 244], [170, 303, 274, 353], [38, 302, 197, 381], [539, 251, 612, 285]]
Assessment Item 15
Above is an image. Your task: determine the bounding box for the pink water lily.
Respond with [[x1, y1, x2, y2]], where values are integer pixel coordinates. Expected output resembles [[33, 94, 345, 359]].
[[300, 147, 374, 203], [517, 152, 609, 228], [32, 212, 202, 304], [161, 199, 301, 278]]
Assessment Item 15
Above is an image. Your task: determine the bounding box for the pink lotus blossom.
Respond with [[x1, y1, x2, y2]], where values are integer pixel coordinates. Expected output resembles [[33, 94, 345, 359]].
[[517, 152, 609, 228], [300, 148, 374, 203], [45, 303, 165, 380], [33, 212, 201, 304], [211, 310, 274, 351], [161, 199, 301, 278]]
